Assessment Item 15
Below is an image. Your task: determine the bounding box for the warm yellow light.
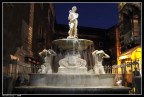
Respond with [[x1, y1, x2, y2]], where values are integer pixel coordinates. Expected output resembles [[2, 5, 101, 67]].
[[118, 67, 122, 74], [119, 55, 128, 59], [117, 46, 141, 74], [131, 47, 141, 60]]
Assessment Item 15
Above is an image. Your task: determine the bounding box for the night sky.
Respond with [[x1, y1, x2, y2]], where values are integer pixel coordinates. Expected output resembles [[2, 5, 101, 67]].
[[54, 3, 118, 29]]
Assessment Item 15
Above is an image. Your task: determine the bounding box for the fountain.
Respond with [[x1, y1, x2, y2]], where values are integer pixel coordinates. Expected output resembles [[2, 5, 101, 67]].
[[14, 6, 131, 94]]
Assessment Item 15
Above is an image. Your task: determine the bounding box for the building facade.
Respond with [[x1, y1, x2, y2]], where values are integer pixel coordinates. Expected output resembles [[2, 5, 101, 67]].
[[117, 3, 141, 74], [3, 3, 55, 93]]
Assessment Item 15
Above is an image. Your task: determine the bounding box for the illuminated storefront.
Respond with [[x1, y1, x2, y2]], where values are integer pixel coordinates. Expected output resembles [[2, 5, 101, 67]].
[[117, 45, 141, 74]]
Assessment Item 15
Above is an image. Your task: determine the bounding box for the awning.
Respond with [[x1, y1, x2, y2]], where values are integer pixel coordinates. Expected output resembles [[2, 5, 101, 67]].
[[119, 45, 141, 60]]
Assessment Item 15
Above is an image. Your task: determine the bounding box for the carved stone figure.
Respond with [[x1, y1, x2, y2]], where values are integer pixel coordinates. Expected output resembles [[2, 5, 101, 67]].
[[38, 65, 46, 73], [38, 49, 56, 73], [92, 50, 110, 74], [67, 6, 79, 39], [59, 54, 86, 68], [58, 51, 87, 74]]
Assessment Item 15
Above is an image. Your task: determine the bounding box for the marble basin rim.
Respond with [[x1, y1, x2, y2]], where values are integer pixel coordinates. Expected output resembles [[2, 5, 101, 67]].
[[52, 39, 93, 51]]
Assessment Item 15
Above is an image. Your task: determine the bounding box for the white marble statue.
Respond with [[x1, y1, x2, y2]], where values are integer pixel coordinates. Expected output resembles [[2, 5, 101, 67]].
[[67, 6, 79, 39], [38, 64, 46, 73], [58, 52, 87, 74], [38, 49, 57, 73], [59, 54, 86, 68], [92, 50, 110, 75]]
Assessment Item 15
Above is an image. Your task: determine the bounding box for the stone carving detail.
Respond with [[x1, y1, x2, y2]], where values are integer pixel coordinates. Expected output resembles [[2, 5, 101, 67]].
[[59, 54, 86, 68], [58, 52, 87, 74], [38, 49, 56, 73]]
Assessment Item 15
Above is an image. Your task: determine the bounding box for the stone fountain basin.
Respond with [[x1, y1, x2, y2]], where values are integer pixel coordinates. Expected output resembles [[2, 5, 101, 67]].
[[29, 73, 115, 87], [52, 39, 93, 51]]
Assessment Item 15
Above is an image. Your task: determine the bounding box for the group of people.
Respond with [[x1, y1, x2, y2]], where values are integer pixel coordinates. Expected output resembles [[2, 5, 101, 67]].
[[116, 67, 140, 87], [126, 67, 140, 85]]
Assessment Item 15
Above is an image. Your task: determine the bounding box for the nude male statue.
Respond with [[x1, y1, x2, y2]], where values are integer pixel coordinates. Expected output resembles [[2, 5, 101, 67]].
[[92, 50, 110, 74], [38, 49, 56, 73]]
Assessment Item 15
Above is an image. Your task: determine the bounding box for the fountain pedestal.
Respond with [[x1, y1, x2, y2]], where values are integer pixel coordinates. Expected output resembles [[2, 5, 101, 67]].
[[29, 73, 115, 87], [28, 39, 117, 87], [58, 67, 88, 74], [58, 54, 88, 74], [52, 39, 93, 74], [13, 39, 131, 94]]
